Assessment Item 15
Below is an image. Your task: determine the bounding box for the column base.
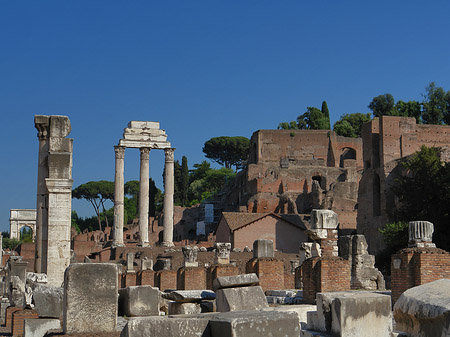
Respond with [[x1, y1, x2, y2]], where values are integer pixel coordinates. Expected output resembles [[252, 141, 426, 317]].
[[137, 243, 150, 248], [160, 241, 175, 248]]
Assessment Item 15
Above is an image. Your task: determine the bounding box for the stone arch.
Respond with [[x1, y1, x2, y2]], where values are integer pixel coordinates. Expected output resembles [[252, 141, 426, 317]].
[[9, 209, 36, 241]]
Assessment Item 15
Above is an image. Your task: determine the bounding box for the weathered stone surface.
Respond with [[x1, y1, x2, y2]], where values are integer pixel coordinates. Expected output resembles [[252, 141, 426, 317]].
[[162, 290, 216, 303], [216, 286, 268, 312], [32, 284, 63, 318], [209, 310, 300, 337], [307, 291, 392, 337], [262, 304, 317, 330], [0, 298, 10, 325], [169, 302, 202, 315], [140, 257, 153, 271], [120, 316, 210, 337], [408, 221, 436, 248], [63, 263, 118, 334], [182, 246, 199, 267], [253, 239, 274, 258], [118, 285, 160, 317], [26, 273, 48, 288], [310, 210, 338, 229], [127, 252, 135, 271], [9, 275, 25, 307], [212, 273, 259, 291], [394, 279, 450, 337], [214, 243, 231, 265], [23, 318, 61, 337]]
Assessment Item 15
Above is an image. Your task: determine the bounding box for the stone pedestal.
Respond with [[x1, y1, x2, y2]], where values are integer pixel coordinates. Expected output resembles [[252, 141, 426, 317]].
[[301, 256, 351, 304], [214, 243, 231, 265], [155, 270, 177, 291], [246, 258, 285, 292], [206, 264, 239, 290], [176, 267, 206, 290], [137, 270, 155, 287]]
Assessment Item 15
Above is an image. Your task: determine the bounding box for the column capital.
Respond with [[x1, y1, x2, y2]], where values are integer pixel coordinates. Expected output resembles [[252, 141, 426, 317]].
[[164, 148, 175, 162], [140, 147, 150, 160], [114, 146, 125, 159]]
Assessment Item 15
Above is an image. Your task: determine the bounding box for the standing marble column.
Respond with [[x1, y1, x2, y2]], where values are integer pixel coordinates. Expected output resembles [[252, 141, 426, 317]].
[[113, 146, 125, 246], [34, 116, 50, 274], [162, 148, 175, 247], [139, 148, 150, 246]]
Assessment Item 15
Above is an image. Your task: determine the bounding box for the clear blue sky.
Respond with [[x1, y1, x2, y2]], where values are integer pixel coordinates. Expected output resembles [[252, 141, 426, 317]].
[[1, 1, 450, 232]]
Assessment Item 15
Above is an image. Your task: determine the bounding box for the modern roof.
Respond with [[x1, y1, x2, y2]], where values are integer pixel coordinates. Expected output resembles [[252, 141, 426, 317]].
[[220, 212, 309, 232]]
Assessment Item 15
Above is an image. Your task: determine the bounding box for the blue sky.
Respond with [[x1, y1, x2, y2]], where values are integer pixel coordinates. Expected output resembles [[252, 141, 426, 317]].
[[1, 1, 450, 232]]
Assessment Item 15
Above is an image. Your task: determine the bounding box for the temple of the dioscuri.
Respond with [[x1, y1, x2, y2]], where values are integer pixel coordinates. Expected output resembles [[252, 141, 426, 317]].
[[112, 121, 175, 248]]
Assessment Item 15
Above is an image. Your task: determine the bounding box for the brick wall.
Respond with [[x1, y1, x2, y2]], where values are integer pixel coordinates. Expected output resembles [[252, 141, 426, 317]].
[[391, 248, 450, 303], [206, 264, 239, 289], [176, 267, 206, 290], [12, 309, 38, 337], [301, 256, 351, 304], [121, 272, 137, 288], [155, 270, 177, 291], [137, 270, 155, 286], [5, 307, 21, 331], [246, 258, 285, 292]]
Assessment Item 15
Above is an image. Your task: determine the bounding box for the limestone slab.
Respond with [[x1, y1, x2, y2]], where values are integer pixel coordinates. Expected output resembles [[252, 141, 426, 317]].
[[216, 286, 268, 312], [169, 302, 202, 315], [253, 239, 274, 258], [120, 316, 211, 337], [118, 285, 160, 317], [394, 279, 450, 337], [63, 263, 118, 334], [212, 273, 259, 291], [32, 284, 63, 318], [24, 318, 61, 337], [162, 290, 216, 303], [209, 310, 300, 337]]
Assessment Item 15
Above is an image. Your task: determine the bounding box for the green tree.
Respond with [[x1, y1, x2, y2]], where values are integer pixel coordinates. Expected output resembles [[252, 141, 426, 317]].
[[395, 100, 422, 123], [333, 113, 372, 138], [321, 101, 331, 129], [297, 107, 330, 130], [203, 136, 250, 171], [422, 82, 450, 125], [72, 180, 114, 231], [390, 146, 450, 251], [277, 121, 299, 130], [368, 94, 396, 117]]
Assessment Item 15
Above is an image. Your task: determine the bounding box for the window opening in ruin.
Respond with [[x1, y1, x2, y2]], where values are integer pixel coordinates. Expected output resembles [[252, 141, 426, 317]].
[[19, 225, 33, 242], [312, 175, 326, 190], [340, 147, 357, 168]]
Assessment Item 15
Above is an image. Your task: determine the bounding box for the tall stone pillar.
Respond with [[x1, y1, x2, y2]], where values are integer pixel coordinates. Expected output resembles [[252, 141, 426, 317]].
[[35, 115, 73, 286], [162, 148, 175, 247], [0, 234, 3, 266], [113, 146, 125, 246], [139, 148, 150, 246], [34, 116, 50, 273]]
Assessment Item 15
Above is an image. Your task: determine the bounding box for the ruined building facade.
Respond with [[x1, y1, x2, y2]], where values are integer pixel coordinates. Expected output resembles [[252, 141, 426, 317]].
[[357, 116, 450, 253], [227, 129, 363, 230]]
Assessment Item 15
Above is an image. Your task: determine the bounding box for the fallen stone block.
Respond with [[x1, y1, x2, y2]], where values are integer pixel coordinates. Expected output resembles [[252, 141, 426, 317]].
[[209, 310, 300, 337], [394, 278, 450, 337], [212, 273, 259, 291], [162, 290, 216, 303], [262, 304, 317, 330], [216, 286, 268, 312], [253, 239, 274, 258], [265, 290, 296, 297], [118, 285, 160, 317], [120, 316, 211, 337], [63, 263, 118, 334], [169, 302, 202, 315], [23, 318, 61, 337], [32, 284, 63, 318]]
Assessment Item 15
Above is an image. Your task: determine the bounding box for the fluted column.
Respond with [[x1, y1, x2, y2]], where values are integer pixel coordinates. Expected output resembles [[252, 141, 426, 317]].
[[139, 148, 150, 246], [162, 148, 175, 247], [113, 146, 125, 246]]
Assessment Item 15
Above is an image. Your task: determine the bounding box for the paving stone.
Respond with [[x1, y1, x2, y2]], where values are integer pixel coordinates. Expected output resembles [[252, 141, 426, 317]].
[[216, 286, 268, 312], [118, 285, 160, 317], [212, 273, 259, 291]]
